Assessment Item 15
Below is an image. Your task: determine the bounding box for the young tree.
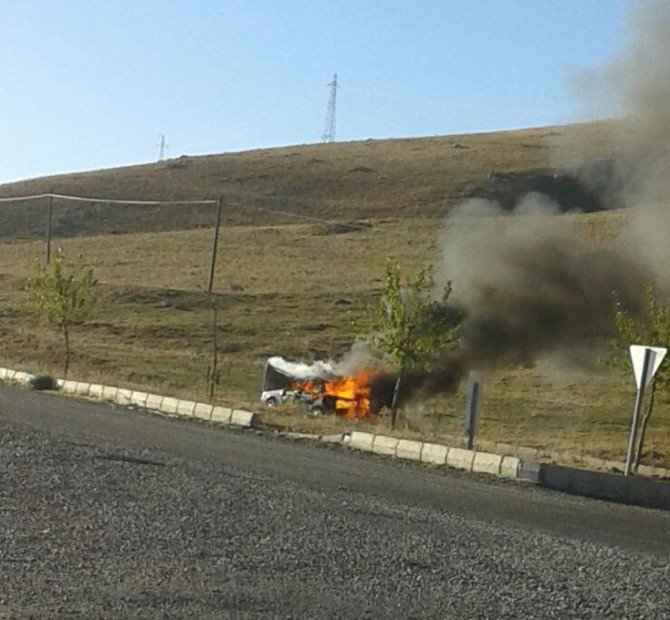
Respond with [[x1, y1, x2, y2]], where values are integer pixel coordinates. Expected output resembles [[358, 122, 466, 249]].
[[365, 259, 461, 428], [25, 247, 97, 377], [610, 283, 670, 469]]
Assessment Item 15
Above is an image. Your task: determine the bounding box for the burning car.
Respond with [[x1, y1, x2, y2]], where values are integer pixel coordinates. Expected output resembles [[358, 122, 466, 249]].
[[261, 356, 386, 418]]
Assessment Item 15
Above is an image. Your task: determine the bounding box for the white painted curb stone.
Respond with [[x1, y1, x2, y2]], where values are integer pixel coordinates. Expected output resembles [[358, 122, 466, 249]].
[[472, 452, 503, 476], [61, 380, 77, 393], [231, 409, 255, 426], [145, 394, 163, 410], [75, 383, 91, 397], [194, 403, 214, 420], [102, 386, 118, 401], [421, 443, 449, 465], [446, 447, 476, 471], [372, 435, 398, 456], [500, 456, 521, 479], [89, 384, 104, 399], [130, 391, 148, 407], [177, 400, 196, 416], [396, 439, 423, 461], [212, 406, 233, 424], [321, 433, 347, 444], [116, 388, 133, 405], [348, 432, 375, 452], [14, 371, 33, 384], [160, 397, 179, 415]]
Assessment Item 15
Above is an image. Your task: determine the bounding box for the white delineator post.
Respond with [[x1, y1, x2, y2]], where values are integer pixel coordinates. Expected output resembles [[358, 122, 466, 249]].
[[625, 345, 667, 476]]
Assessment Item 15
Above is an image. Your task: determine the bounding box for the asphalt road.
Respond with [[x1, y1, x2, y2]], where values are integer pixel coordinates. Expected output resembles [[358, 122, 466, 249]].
[[1, 382, 669, 617]]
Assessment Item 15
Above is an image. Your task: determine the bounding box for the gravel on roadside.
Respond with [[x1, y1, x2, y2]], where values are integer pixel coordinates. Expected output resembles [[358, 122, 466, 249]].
[[0, 421, 668, 618]]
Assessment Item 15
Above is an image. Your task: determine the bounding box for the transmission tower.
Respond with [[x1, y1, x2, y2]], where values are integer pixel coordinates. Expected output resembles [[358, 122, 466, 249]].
[[321, 73, 338, 143], [157, 134, 167, 161]]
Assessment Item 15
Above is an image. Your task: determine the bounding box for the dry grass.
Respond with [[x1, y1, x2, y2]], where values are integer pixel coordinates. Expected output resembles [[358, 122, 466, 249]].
[[0, 121, 664, 468], [0, 210, 667, 468], [0, 121, 617, 239]]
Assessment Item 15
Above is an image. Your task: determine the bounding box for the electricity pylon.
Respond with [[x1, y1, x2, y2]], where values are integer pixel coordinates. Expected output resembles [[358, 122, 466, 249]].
[[321, 73, 338, 143]]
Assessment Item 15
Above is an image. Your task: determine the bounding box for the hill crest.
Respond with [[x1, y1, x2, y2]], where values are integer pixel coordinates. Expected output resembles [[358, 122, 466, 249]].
[[0, 121, 616, 239]]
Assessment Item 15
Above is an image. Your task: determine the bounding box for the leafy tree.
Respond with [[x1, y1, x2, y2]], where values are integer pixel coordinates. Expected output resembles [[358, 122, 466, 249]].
[[365, 259, 461, 428], [610, 283, 670, 469], [25, 247, 97, 377]]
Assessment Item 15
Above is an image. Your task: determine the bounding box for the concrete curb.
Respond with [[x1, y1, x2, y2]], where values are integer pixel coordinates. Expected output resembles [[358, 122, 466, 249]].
[[0, 367, 256, 430], [350, 431, 520, 480], [1, 367, 668, 509], [277, 431, 349, 444], [346, 431, 669, 510], [537, 463, 670, 511]]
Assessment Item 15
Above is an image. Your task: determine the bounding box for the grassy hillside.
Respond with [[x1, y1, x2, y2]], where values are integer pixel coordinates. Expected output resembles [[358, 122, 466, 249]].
[[0, 122, 616, 240], [1, 121, 665, 470], [0, 211, 667, 468]]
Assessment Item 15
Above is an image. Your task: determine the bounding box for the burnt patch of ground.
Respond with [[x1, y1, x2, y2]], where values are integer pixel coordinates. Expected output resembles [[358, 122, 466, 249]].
[[460, 164, 617, 213]]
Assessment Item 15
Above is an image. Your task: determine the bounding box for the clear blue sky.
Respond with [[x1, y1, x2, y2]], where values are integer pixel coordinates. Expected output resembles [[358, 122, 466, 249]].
[[0, 0, 630, 184]]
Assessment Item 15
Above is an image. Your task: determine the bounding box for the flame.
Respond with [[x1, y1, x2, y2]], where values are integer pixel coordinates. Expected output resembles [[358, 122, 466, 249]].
[[290, 370, 376, 418], [324, 372, 373, 419]]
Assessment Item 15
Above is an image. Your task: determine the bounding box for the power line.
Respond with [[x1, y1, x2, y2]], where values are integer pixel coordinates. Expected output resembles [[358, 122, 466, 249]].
[[321, 73, 338, 143], [0, 193, 217, 205], [0, 194, 49, 203], [0, 191, 372, 230]]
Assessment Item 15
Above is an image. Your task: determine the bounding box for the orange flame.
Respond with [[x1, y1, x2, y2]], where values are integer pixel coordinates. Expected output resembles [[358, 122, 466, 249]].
[[291, 370, 376, 418]]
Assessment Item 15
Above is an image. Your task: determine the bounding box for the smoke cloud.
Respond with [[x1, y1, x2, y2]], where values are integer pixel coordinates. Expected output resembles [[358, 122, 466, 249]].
[[330, 341, 382, 376], [285, 2, 670, 409], [389, 1, 670, 403], [571, 0, 670, 208], [609, 0, 670, 207], [267, 342, 381, 382], [428, 197, 644, 381]]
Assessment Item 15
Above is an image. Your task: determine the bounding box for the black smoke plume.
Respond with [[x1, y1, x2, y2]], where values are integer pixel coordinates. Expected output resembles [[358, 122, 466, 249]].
[[373, 1, 670, 405]]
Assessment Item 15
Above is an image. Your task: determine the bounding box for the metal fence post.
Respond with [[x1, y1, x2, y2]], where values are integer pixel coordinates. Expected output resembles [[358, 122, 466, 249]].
[[45, 193, 53, 264], [207, 196, 223, 294]]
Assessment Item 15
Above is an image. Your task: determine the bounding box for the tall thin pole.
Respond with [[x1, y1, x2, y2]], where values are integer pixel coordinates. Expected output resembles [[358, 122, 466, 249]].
[[321, 73, 338, 143], [45, 192, 53, 264], [208, 297, 219, 401], [206, 196, 223, 400], [625, 347, 653, 476], [207, 196, 223, 294], [157, 134, 167, 161]]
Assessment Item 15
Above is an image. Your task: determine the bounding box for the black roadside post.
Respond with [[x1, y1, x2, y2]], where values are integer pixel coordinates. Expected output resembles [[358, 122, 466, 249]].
[[463, 371, 482, 450]]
